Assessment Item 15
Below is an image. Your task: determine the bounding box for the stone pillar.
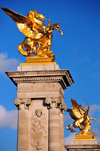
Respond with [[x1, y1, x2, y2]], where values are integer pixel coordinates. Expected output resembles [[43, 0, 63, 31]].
[[47, 98, 62, 151], [6, 65, 74, 151], [45, 97, 66, 151], [60, 112, 64, 151], [49, 103, 61, 151], [14, 98, 31, 151]]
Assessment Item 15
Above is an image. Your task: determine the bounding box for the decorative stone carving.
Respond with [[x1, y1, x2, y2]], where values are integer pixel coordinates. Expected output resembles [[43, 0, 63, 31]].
[[30, 109, 47, 151], [35, 109, 42, 117], [59, 102, 67, 113], [14, 98, 31, 110], [18, 83, 62, 92], [13, 76, 63, 83], [45, 97, 66, 113]]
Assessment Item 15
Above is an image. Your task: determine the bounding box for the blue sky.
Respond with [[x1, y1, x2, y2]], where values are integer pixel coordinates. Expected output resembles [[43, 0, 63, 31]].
[[0, 0, 100, 150]]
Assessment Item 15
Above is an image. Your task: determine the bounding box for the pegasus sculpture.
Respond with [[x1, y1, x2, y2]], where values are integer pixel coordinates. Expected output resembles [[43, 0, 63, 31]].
[[66, 98, 98, 136], [2, 7, 63, 61]]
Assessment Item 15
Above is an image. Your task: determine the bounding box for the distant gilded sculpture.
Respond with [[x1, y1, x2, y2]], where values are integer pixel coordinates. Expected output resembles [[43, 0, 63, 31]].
[[66, 98, 98, 136], [2, 7, 63, 61]]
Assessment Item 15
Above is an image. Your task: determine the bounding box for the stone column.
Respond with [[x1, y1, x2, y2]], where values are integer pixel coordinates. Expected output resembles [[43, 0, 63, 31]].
[[60, 102, 66, 151], [49, 101, 61, 151], [49, 106, 61, 150], [45, 97, 66, 151], [60, 113, 64, 151], [14, 98, 31, 151]]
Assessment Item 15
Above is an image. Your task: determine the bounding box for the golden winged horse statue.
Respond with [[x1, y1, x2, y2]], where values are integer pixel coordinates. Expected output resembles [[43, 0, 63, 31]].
[[66, 98, 98, 136], [2, 7, 63, 61]]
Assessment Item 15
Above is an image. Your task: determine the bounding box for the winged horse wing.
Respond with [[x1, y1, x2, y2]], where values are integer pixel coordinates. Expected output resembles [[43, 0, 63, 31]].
[[1, 7, 37, 38], [71, 98, 85, 119]]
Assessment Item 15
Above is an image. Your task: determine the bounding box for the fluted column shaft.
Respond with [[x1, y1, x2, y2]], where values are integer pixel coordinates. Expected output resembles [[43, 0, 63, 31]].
[[49, 102, 61, 151], [14, 98, 31, 151], [18, 104, 29, 151], [60, 113, 64, 151]]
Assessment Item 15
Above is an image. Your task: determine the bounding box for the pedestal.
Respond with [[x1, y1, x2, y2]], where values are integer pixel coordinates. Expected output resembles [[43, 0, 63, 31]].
[[6, 64, 74, 151], [65, 144, 100, 151], [65, 135, 100, 151]]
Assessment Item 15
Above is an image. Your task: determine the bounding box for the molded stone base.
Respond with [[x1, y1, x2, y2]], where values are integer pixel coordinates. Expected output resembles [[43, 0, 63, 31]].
[[65, 144, 100, 151], [17, 64, 60, 71], [71, 139, 98, 145]]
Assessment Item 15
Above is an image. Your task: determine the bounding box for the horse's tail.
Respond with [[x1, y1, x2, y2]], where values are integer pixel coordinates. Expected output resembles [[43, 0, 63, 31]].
[[17, 43, 30, 56]]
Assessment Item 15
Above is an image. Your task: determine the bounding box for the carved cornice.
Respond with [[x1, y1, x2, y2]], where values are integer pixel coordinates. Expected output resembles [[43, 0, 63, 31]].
[[14, 98, 31, 110], [6, 70, 74, 90]]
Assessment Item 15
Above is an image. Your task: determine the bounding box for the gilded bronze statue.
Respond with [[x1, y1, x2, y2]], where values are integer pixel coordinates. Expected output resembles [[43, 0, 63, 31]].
[[66, 98, 98, 137], [2, 7, 63, 61]]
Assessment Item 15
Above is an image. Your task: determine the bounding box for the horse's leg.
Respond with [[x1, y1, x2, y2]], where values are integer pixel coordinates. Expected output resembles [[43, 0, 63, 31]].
[[52, 26, 63, 35], [73, 118, 84, 130], [18, 43, 31, 56], [66, 124, 76, 132], [66, 124, 73, 129], [46, 23, 62, 34], [50, 23, 61, 28]]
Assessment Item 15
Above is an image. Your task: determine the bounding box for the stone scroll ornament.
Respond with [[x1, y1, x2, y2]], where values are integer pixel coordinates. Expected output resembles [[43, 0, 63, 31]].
[[2, 7, 63, 61], [66, 98, 99, 137]]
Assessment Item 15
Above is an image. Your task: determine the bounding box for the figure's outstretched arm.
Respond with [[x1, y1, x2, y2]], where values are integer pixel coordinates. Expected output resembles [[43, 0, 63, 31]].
[[90, 117, 99, 123], [48, 19, 50, 27], [84, 105, 90, 120]]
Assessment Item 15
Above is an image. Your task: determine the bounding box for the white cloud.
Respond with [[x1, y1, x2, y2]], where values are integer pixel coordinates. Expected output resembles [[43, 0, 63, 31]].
[[89, 104, 100, 116], [64, 114, 71, 123], [0, 53, 19, 73], [64, 133, 75, 145], [91, 128, 100, 144], [0, 105, 18, 129], [95, 136, 100, 144]]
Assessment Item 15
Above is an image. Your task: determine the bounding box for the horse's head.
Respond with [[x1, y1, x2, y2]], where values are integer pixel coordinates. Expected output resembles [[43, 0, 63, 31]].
[[26, 10, 45, 21], [33, 10, 45, 20]]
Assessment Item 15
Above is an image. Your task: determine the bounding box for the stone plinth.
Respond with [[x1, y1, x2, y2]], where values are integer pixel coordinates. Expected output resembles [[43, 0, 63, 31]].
[[65, 137, 100, 151], [71, 139, 98, 145], [17, 64, 60, 71], [71, 133, 98, 145], [6, 64, 74, 151], [65, 144, 100, 151]]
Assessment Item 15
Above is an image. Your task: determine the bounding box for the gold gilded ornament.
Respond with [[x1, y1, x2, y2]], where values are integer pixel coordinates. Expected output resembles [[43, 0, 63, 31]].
[[66, 98, 98, 139], [2, 7, 63, 64]]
